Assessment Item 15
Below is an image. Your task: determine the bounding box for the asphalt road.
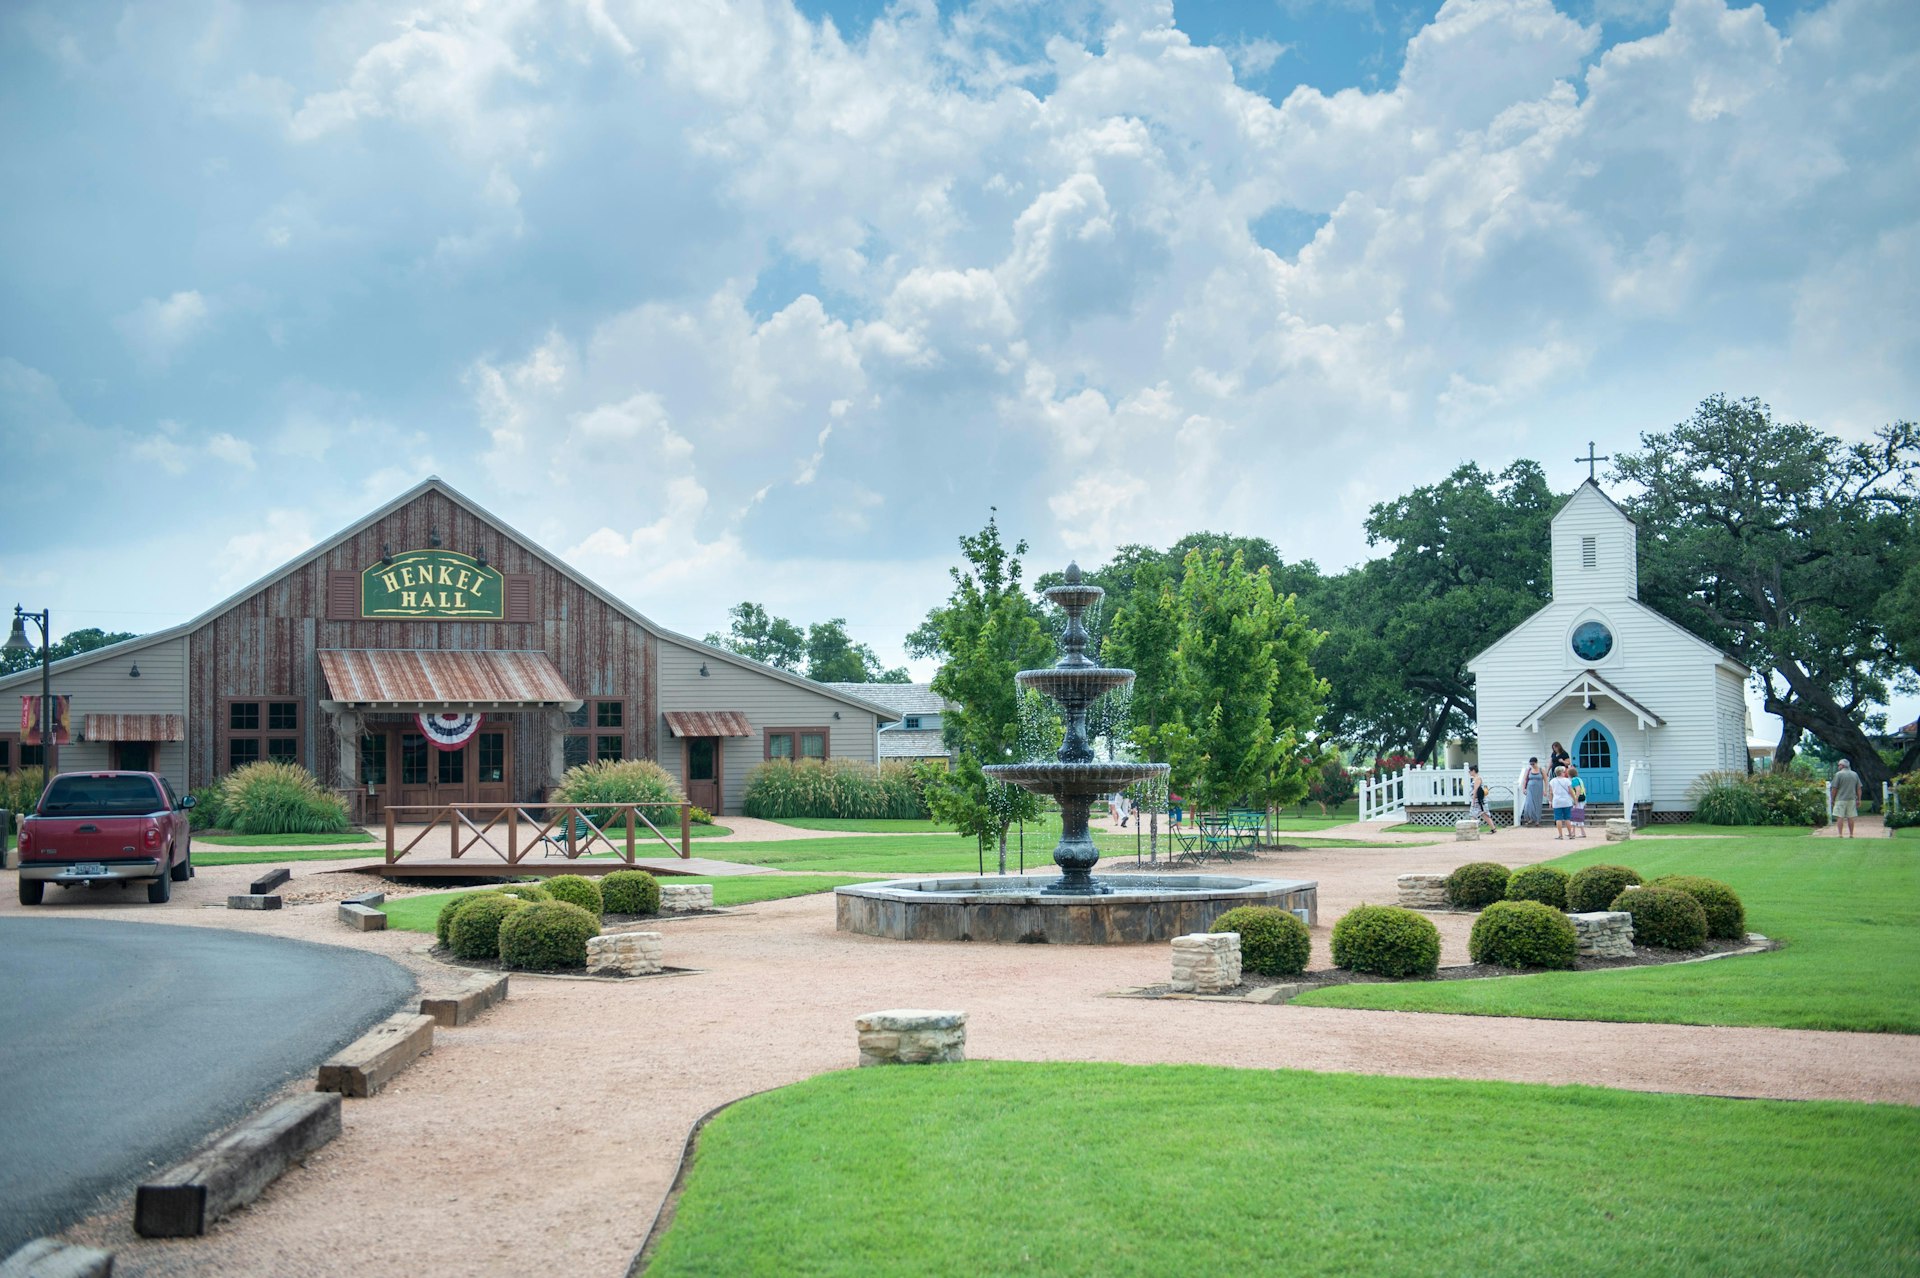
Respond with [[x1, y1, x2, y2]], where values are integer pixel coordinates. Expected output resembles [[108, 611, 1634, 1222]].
[[0, 919, 415, 1254]]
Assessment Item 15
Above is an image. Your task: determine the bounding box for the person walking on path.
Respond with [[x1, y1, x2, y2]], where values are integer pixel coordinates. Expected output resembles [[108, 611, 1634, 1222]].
[[1568, 765, 1588, 838], [1829, 760, 1862, 837], [1519, 758, 1546, 827], [1168, 791, 1183, 829], [1549, 766, 1576, 839], [1468, 764, 1498, 834]]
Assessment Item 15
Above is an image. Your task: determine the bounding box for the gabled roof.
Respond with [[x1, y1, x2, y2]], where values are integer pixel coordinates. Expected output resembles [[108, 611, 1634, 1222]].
[[825, 682, 949, 718], [0, 476, 903, 722], [1517, 669, 1666, 731], [1553, 477, 1637, 528]]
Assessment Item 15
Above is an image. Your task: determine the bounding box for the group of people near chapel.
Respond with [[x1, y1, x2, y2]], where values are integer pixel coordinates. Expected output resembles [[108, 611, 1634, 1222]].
[[1463, 741, 1593, 839]]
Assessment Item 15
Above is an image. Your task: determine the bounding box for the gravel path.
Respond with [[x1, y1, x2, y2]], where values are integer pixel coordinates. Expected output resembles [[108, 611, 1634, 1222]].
[[9, 841, 1916, 1278]]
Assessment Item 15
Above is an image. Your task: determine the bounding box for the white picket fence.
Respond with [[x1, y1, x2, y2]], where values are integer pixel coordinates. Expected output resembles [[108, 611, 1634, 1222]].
[[1358, 766, 1478, 822]]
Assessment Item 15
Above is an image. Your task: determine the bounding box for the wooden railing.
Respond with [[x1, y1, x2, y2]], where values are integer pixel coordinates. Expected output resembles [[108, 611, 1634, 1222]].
[[383, 802, 693, 865]]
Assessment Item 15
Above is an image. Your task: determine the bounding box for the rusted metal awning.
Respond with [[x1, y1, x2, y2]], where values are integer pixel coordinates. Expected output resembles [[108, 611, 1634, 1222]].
[[318, 650, 580, 711], [82, 713, 186, 742], [664, 710, 754, 738]]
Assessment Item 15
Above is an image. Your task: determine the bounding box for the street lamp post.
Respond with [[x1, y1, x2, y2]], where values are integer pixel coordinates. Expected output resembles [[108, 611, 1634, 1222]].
[[5, 606, 55, 776]]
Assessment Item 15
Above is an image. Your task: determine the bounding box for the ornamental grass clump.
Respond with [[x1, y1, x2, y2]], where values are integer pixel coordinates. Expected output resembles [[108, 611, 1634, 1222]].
[[1567, 864, 1641, 913], [1505, 865, 1570, 911], [1330, 905, 1441, 979], [0, 767, 48, 815], [185, 783, 227, 831], [1469, 900, 1579, 970], [448, 894, 530, 961], [1444, 862, 1509, 910], [551, 758, 688, 829], [1611, 885, 1708, 950], [740, 759, 932, 820], [543, 874, 604, 917], [602, 869, 661, 916], [497, 900, 600, 971], [219, 761, 350, 835], [1647, 875, 1746, 940], [1209, 906, 1310, 976]]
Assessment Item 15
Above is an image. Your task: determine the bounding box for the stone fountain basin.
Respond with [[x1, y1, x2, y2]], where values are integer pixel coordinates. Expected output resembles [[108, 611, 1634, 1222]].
[[835, 874, 1318, 945], [983, 760, 1169, 794]]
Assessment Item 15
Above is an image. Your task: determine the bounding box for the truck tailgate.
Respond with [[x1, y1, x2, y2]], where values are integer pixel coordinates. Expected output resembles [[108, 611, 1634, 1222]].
[[23, 817, 162, 861]]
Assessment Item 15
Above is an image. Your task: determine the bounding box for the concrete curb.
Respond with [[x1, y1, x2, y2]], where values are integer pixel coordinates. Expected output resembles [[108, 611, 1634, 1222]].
[[316, 1013, 434, 1097], [133, 1093, 342, 1238]]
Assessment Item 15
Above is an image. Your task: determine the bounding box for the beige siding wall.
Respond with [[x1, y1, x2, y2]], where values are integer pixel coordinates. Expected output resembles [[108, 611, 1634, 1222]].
[[0, 636, 191, 793], [1471, 599, 1723, 810], [1550, 485, 1639, 605], [655, 637, 880, 814]]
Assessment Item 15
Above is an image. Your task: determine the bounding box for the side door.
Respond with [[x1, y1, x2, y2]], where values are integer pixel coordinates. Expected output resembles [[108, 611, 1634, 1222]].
[[685, 737, 720, 815]]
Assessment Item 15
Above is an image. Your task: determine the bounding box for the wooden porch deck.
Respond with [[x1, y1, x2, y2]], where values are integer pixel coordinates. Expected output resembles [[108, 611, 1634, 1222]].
[[341, 854, 774, 880]]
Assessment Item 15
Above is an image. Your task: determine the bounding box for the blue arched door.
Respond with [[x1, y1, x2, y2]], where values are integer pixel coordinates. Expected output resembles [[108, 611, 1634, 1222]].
[[1573, 720, 1619, 802]]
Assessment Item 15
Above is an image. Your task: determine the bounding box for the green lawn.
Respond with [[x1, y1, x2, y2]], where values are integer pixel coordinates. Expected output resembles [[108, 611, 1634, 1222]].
[[1294, 830, 1920, 1033], [770, 817, 961, 834], [194, 830, 378, 847], [647, 1063, 1920, 1278], [379, 874, 876, 932], [193, 846, 383, 866]]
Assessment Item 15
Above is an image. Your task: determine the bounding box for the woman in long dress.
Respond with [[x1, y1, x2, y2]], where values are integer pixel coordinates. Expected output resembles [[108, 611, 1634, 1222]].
[[1521, 758, 1546, 826]]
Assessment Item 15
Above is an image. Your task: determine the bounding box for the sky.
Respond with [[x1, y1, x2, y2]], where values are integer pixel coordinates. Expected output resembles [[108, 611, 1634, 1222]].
[[1, 0, 1915, 734]]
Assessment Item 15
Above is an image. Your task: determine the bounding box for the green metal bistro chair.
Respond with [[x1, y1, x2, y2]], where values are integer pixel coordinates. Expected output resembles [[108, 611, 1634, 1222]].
[[1226, 808, 1265, 856], [1168, 827, 1206, 868], [527, 810, 595, 858], [1197, 813, 1235, 860]]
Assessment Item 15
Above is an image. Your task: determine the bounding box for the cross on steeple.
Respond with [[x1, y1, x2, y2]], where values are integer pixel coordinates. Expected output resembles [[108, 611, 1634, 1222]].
[[1576, 441, 1609, 482]]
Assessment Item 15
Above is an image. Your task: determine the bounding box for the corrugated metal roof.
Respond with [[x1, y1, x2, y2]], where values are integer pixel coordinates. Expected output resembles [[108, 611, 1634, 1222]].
[[82, 713, 186, 742], [318, 650, 577, 708], [663, 710, 753, 738]]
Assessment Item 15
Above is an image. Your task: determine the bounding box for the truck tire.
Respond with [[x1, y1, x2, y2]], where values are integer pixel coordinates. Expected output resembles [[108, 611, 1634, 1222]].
[[148, 870, 172, 904], [171, 846, 192, 882], [18, 878, 43, 906]]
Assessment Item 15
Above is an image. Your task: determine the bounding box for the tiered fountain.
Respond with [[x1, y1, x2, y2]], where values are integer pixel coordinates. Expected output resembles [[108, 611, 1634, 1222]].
[[835, 563, 1317, 944]]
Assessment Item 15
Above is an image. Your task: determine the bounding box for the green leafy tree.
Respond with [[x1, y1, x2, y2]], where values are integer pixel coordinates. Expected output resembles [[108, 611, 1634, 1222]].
[[704, 603, 806, 671], [1616, 395, 1920, 786], [1173, 548, 1327, 810], [802, 618, 909, 683], [0, 626, 138, 676], [910, 512, 1056, 871]]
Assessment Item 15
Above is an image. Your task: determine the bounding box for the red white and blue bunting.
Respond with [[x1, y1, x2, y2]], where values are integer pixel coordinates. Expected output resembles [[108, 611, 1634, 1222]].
[[417, 711, 483, 751]]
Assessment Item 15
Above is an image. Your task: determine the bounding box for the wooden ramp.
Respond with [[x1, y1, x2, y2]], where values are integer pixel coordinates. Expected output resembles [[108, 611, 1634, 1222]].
[[337, 855, 776, 880]]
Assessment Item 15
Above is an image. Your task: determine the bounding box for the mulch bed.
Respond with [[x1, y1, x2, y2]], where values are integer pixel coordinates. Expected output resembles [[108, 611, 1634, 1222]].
[[1133, 936, 1772, 998], [424, 944, 701, 981]]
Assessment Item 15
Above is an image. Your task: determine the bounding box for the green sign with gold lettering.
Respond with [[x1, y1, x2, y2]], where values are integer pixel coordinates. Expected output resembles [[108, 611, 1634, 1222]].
[[362, 550, 504, 619]]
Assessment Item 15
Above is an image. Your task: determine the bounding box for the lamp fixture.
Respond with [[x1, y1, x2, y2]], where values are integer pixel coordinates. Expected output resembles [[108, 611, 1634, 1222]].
[[428, 525, 442, 548], [130, 663, 141, 678], [380, 542, 394, 566], [833, 710, 841, 720], [699, 662, 710, 677], [474, 546, 488, 567], [8, 604, 56, 773]]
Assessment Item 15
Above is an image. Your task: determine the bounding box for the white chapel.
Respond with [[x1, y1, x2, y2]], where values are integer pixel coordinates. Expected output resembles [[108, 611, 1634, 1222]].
[[1465, 478, 1751, 819]]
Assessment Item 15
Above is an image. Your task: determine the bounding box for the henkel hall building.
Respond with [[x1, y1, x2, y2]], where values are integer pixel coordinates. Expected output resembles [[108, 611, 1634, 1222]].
[[0, 478, 897, 818]]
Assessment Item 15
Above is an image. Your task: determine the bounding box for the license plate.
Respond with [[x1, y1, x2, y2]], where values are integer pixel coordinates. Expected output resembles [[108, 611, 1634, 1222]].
[[68, 863, 106, 876]]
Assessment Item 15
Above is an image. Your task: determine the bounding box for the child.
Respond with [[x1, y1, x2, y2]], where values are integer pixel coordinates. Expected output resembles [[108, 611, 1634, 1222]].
[[1468, 764, 1497, 834], [1568, 766, 1587, 838]]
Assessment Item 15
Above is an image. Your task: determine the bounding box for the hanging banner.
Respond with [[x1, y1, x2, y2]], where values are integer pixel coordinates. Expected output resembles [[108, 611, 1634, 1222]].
[[417, 711, 483, 752], [20, 695, 71, 745]]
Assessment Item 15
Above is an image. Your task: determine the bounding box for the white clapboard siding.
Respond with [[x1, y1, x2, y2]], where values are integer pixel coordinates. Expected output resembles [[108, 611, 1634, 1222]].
[[1470, 481, 1743, 812], [655, 638, 880, 815], [0, 634, 192, 793]]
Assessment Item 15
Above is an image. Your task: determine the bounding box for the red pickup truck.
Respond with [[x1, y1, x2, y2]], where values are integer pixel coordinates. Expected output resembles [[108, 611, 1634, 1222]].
[[17, 771, 196, 906]]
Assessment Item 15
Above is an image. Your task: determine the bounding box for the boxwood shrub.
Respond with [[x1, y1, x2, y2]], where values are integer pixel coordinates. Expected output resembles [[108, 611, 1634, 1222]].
[[1611, 885, 1708, 950], [1209, 906, 1311, 977], [448, 894, 529, 961], [602, 869, 661, 916], [1647, 875, 1746, 940], [543, 874, 604, 917], [1469, 900, 1579, 969], [497, 900, 600, 971], [1444, 862, 1509, 910], [1504, 864, 1570, 911], [1330, 905, 1441, 978], [1567, 864, 1641, 913], [495, 884, 552, 904]]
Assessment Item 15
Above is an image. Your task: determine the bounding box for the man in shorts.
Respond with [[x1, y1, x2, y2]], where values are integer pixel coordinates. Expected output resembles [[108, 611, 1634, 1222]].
[[1829, 759, 1862, 838]]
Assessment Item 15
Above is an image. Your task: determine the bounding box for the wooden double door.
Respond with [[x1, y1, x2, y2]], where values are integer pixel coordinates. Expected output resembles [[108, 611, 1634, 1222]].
[[366, 723, 512, 817]]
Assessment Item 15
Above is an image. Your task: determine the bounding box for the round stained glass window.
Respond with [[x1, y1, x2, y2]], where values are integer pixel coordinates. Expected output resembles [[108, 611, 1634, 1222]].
[[1571, 621, 1614, 661]]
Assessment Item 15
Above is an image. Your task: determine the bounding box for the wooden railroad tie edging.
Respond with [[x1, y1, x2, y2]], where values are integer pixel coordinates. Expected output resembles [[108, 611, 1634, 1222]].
[[133, 1093, 342, 1239], [419, 974, 509, 1028], [315, 1013, 434, 1098], [342, 889, 386, 908], [249, 867, 291, 895], [227, 894, 282, 911], [338, 902, 387, 931]]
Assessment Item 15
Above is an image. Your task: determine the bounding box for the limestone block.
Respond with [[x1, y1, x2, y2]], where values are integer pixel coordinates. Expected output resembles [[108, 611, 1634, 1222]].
[[659, 884, 714, 913], [856, 1009, 967, 1066], [586, 931, 663, 976], [1605, 818, 1633, 842], [1454, 818, 1481, 842], [1568, 910, 1635, 958], [1396, 873, 1449, 911], [1170, 932, 1242, 994]]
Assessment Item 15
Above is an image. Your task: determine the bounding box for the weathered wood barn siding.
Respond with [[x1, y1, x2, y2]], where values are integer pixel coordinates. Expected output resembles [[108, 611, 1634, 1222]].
[[186, 489, 656, 800]]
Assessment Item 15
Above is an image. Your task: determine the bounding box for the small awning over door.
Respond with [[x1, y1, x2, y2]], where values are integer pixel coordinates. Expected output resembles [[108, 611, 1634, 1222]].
[[317, 650, 581, 712], [664, 710, 753, 738], [1517, 670, 1665, 732], [82, 713, 186, 742]]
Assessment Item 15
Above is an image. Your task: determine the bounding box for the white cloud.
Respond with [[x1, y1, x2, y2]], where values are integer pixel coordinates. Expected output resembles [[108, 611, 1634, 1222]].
[[206, 432, 256, 469], [115, 291, 211, 369], [214, 510, 318, 591]]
